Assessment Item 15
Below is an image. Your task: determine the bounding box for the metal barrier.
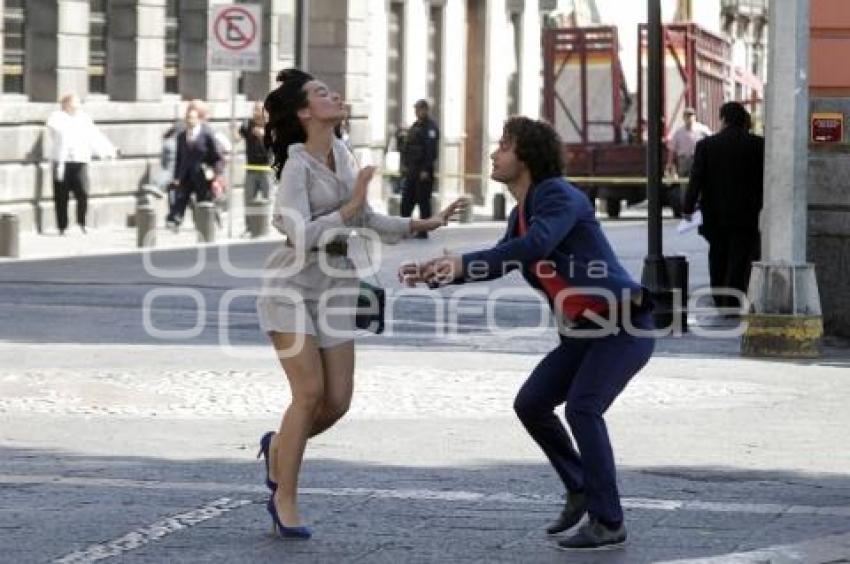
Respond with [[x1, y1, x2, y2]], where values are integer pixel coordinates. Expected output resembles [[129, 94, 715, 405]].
[[196, 202, 217, 243], [136, 204, 157, 248], [0, 213, 19, 258]]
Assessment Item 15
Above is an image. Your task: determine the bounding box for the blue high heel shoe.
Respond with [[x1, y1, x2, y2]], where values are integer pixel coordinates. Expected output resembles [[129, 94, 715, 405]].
[[256, 431, 277, 492], [266, 496, 312, 540]]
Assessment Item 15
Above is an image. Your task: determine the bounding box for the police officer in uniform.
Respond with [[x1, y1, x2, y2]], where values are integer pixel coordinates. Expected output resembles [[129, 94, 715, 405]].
[[401, 99, 440, 238]]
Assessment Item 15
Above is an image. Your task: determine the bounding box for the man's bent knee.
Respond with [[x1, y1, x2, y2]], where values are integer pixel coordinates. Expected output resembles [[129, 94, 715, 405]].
[[513, 392, 549, 422]]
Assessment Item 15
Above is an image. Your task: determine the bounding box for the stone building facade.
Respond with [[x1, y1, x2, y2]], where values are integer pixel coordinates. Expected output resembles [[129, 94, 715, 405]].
[[0, 0, 555, 232], [809, 0, 850, 338], [0, 0, 300, 232]]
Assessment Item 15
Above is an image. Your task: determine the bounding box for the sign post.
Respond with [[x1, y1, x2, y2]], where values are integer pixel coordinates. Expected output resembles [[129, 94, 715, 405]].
[[209, 4, 262, 239]]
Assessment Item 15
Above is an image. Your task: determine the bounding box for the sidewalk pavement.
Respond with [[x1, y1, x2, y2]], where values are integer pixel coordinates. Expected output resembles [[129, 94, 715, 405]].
[[1, 206, 659, 263], [2, 211, 849, 562], [1, 211, 272, 262]]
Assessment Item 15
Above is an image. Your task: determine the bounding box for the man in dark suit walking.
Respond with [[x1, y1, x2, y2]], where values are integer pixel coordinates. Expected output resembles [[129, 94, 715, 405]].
[[683, 102, 764, 313], [166, 107, 224, 229]]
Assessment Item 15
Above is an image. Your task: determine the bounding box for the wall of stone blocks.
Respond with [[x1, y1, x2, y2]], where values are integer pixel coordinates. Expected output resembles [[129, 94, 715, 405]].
[[807, 97, 850, 337], [0, 100, 255, 232]]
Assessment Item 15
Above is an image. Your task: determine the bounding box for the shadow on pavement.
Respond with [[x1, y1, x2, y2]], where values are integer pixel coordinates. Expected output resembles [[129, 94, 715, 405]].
[[2, 446, 849, 563]]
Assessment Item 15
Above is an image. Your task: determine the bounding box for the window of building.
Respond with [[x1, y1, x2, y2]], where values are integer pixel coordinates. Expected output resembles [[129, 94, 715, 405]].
[[386, 1, 405, 145], [427, 4, 444, 126], [89, 0, 108, 94], [3, 0, 26, 94], [164, 0, 180, 94]]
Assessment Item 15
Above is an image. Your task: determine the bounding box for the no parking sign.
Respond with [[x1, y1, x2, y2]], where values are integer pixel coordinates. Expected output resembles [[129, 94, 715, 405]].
[[209, 4, 262, 71]]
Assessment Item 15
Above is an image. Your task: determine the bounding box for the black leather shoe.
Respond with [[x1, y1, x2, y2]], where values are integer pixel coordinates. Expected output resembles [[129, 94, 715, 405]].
[[557, 517, 626, 550], [546, 491, 587, 535]]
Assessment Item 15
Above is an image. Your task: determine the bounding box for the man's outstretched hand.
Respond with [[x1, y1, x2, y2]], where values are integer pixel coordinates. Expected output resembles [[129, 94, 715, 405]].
[[398, 251, 464, 288]]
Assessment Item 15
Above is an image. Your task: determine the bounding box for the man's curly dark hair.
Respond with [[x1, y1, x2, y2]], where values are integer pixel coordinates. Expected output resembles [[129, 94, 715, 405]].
[[502, 117, 565, 185]]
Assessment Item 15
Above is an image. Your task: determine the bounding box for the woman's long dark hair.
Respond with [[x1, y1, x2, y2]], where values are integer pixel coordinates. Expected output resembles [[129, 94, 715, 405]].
[[264, 68, 314, 180]]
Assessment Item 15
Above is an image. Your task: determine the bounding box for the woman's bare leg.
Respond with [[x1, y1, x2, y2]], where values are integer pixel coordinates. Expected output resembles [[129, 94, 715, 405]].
[[312, 340, 355, 436], [269, 332, 324, 527]]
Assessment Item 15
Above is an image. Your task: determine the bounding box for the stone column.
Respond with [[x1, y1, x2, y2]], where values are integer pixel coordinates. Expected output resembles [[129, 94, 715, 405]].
[[0, 0, 5, 88], [439, 0, 467, 202], [241, 0, 298, 101], [483, 0, 509, 204], [307, 0, 371, 149], [108, 0, 166, 101], [743, 0, 823, 358], [180, 0, 230, 102], [518, 0, 541, 118], [402, 0, 428, 126], [25, 0, 89, 101]]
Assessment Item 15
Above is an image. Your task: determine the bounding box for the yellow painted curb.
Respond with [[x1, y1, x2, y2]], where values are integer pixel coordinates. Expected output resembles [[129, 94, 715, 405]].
[[741, 314, 823, 358]]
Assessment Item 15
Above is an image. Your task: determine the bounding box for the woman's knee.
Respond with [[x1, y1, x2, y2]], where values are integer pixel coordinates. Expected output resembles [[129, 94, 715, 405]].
[[323, 395, 351, 423], [290, 377, 325, 413]]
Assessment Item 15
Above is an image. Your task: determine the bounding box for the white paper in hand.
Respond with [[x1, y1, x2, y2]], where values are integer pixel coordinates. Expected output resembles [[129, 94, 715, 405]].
[[676, 210, 702, 234]]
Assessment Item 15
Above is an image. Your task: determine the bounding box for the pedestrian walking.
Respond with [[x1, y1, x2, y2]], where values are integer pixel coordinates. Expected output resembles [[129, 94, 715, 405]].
[[45, 93, 117, 235], [165, 107, 224, 230], [683, 101, 764, 314], [400, 116, 655, 551], [255, 68, 465, 539], [239, 101, 273, 206], [666, 107, 712, 179], [400, 99, 440, 238]]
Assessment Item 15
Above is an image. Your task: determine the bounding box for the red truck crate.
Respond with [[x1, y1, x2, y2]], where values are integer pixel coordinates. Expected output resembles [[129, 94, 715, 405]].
[[543, 23, 732, 218]]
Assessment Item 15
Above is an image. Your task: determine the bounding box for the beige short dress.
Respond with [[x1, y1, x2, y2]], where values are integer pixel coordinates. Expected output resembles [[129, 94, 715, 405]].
[[256, 138, 412, 348]]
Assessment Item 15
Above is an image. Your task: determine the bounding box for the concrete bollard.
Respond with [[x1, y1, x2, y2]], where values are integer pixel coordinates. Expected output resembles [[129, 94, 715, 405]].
[[459, 197, 473, 224], [246, 198, 271, 238], [196, 201, 217, 243], [431, 194, 441, 217], [493, 192, 506, 221], [0, 213, 20, 258], [136, 204, 157, 248], [387, 195, 401, 216]]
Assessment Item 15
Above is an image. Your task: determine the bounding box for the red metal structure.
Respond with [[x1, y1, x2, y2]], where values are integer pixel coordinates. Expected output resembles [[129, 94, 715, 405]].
[[637, 23, 731, 139], [543, 23, 732, 218], [543, 26, 626, 145]]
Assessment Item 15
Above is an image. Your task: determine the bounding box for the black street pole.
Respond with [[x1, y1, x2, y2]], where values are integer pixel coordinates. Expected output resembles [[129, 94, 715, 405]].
[[641, 0, 676, 331], [646, 0, 663, 261]]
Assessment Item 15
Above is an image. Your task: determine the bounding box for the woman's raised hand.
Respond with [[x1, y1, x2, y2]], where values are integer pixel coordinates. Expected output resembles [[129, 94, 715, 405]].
[[341, 165, 376, 220], [439, 198, 469, 224]]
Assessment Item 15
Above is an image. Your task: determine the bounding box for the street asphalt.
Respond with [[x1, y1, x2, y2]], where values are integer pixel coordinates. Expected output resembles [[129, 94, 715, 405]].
[[1, 220, 849, 563]]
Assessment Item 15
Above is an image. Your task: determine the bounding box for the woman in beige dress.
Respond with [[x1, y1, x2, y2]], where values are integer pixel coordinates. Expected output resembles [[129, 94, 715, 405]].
[[256, 69, 463, 539]]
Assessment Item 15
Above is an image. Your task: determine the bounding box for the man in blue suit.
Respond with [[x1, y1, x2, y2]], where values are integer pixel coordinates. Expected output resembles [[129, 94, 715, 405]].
[[400, 117, 655, 550], [166, 107, 224, 229]]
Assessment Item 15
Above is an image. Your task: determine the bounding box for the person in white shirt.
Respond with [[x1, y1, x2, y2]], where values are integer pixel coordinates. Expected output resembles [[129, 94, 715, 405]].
[[46, 94, 117, 234], [665, 107, 711, 178]]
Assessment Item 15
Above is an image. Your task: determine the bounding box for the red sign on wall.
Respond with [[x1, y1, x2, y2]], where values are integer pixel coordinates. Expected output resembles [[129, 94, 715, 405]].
[[811, 112, 844, 143]]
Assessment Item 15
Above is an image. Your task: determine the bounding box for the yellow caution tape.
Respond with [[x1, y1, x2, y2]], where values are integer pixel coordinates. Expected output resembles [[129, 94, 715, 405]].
[[380, 171, 688, 184]]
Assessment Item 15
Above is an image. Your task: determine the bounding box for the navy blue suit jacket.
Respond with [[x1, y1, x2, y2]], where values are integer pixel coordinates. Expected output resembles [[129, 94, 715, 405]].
[[461, 177, 642, 302], [173, 126, 223, 190]]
